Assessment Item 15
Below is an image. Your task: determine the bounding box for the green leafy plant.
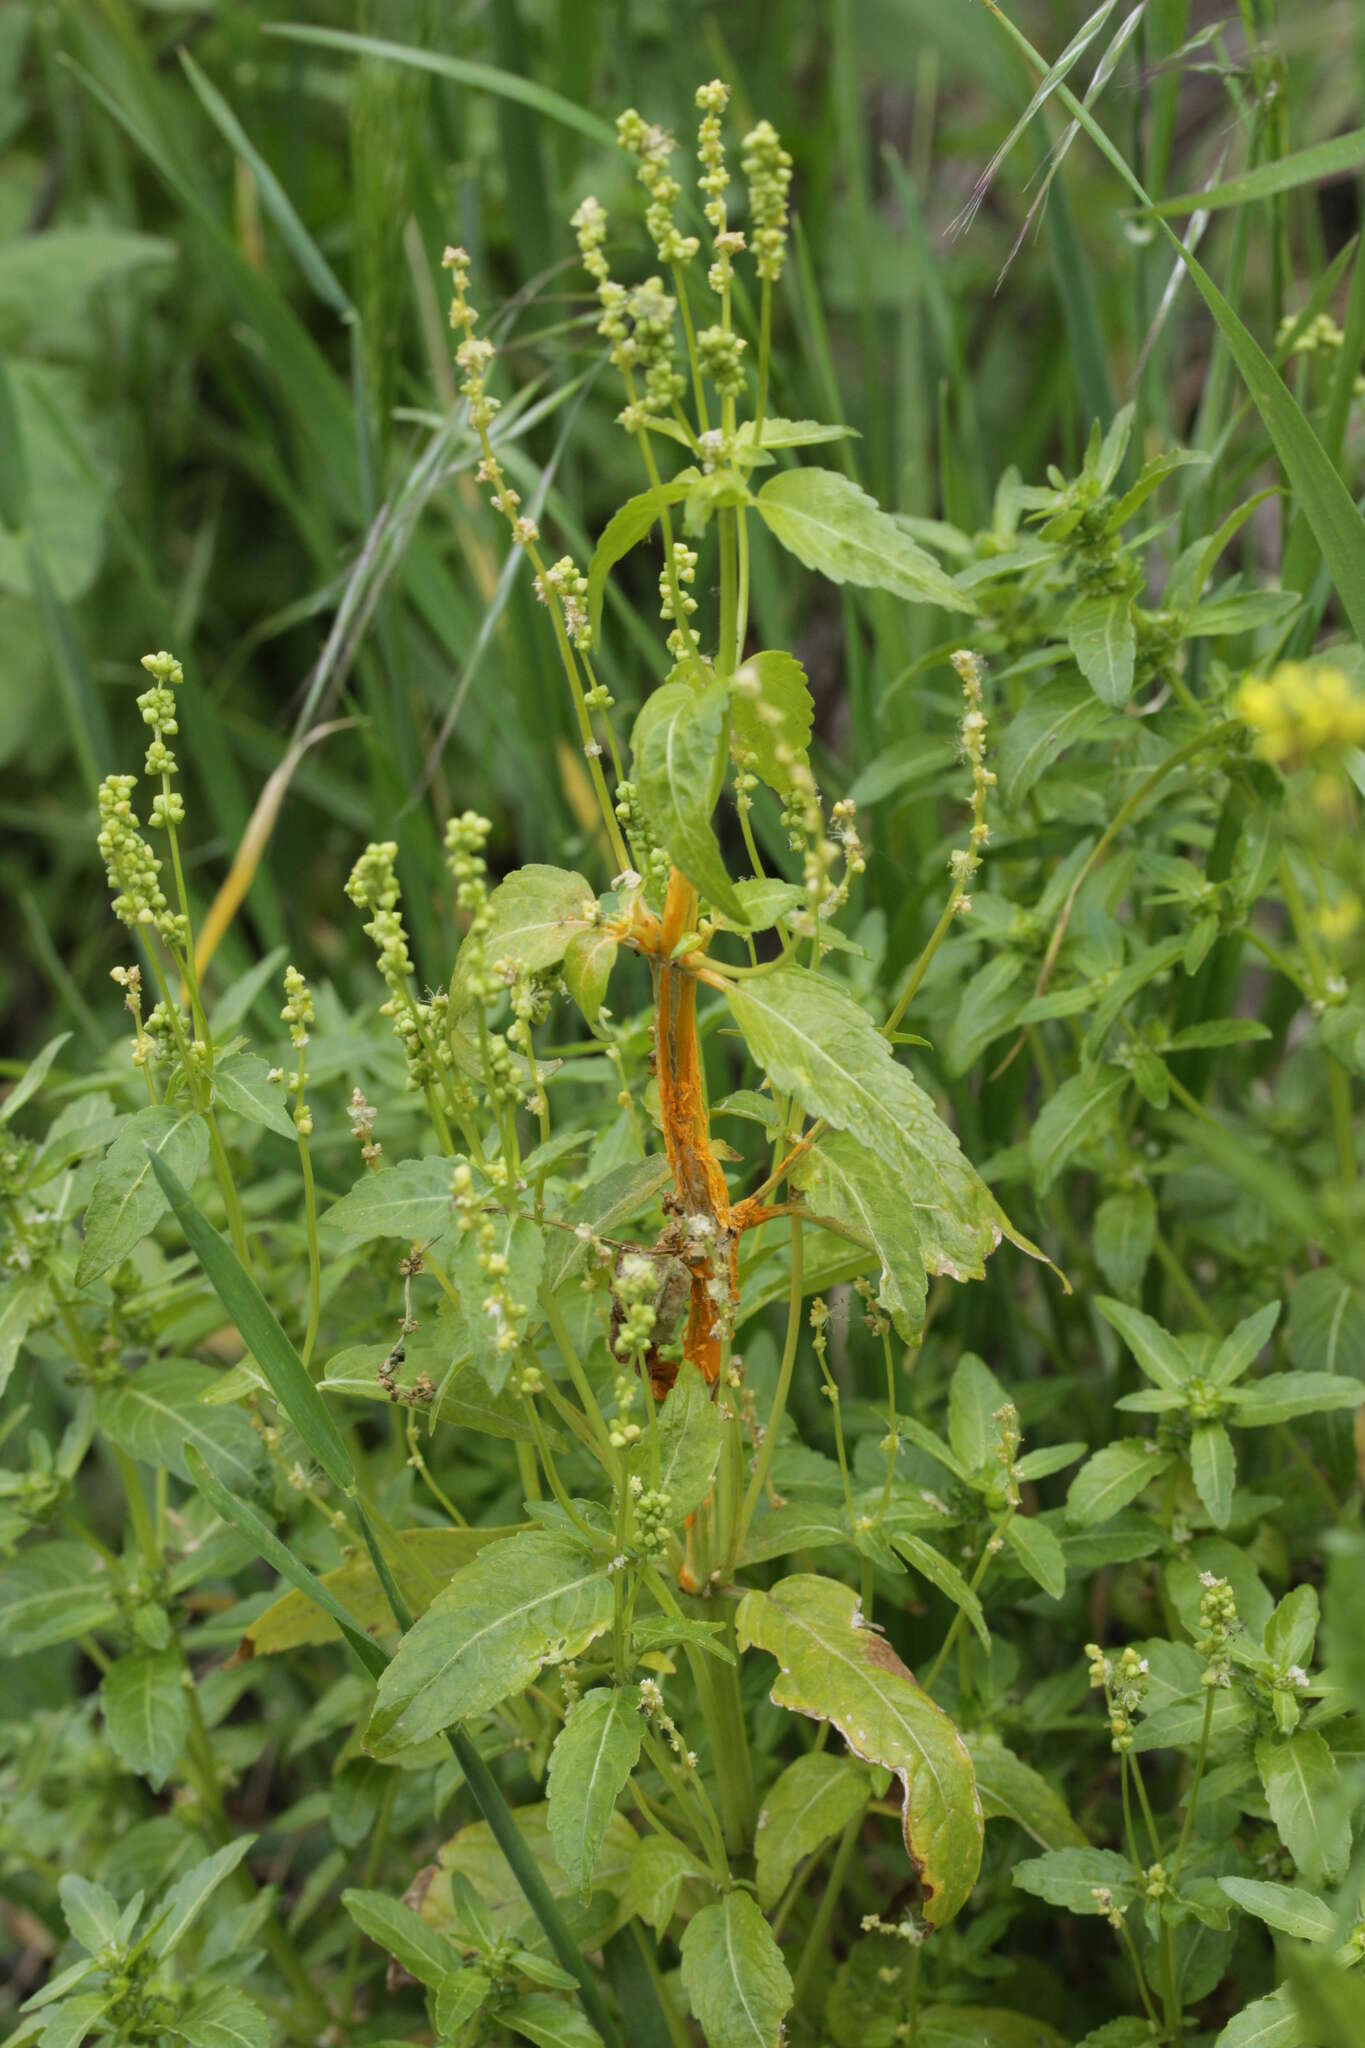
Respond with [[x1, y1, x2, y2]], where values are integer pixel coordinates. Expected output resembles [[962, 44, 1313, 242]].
[[6, 26, 1365, 2048]]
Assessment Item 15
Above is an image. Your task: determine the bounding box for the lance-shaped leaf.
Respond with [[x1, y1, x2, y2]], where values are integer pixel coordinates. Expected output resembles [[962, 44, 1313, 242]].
[[97, 1359, 265, 1495], [1256, 1730, 1351, 1886], [629, 1361, 721, 1522], [547, 1688, 646, 1896], [965, 1736, 1086, 1850], [0, 1538, 119, 1656], [1068, 591, 1135, 708], [1219, 1878, 1336, 1945], [587, 471, 696, 640], [792, 1130, 926, 1334], [452, 864, 596, 1016], [754, 1752, 871, 1909], [723, 966, 1026, 1284], [563, 926, 617, 1026], [100, 1647, 190, 1791], [1190, 1421, 1235, 1529], [145, 1149, 355, 1493], [678, 1891, 793, 2048], [1066, 1440, 1174, 1526], [368, 1532, 613, 1757], [729, 651, 813, 797], [632, 679, 745, 923], [736, 1574, 982, 1927], [755, 468, 975, 613], [77, 1105, 209, 1286], [341, 1888, 467, 1990]]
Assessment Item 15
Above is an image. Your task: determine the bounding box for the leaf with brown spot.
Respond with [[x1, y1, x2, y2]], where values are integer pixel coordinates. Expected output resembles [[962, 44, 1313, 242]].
[[735, 1574, 982, 1928]]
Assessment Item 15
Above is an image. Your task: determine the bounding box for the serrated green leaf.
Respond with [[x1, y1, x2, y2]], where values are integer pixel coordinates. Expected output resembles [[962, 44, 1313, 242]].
[[1213, 1987, 1305, 2048], [341, 1887, 464, 1987], [792, 1129, 926, 1334], [0, 1277, 49, 1401], [0, 1539, 118, 1656], [453, 864, 595, 1017], [57, 1875, 120, 1953], [76, 1105, 209, 1287], [146, 1147, 354, 1493], [1068, 593, 1135, 708], [679, 1891, 793, 2048], [753, 1752, 870, 1910], [630, 1361, 721, 1522], [166, 1987, 269, 2048], [563, 927, 617, 1026], [633, 680, 744, 922], [101, 1648, 190, 1791], [587, 473, 695, 640], [502, 1991, 604, 2048], [1190, 1421, 1235, 1529], [1095, 1297, 1191, 1389], [1003, 1515, 1067, 1599], [546, 1689, 646, 1897], [97, 1360, 265, 1495], [729, 651, 813, 797], [756, 467, 974, 613], [737, 1574, 981, 1927], [1256, 1730, 1350, 1885], [1028, 1069, 1127, 1194], [1093, 1188, 1155, 1300], [211, 1052, 297, 1140], [152, 1838, 256, 1958], [321, 1157, 457, 1244], [368, 1533, 612, 1757], [1227, 1374, 1365, 1427], [998, 672, 1113, 808], [1218, 1878, 1335, 1944], [724, 967, 1019, 1286], [1012, 1847, 1137, 1914], [965, 1736, 1086, 1849], [1066, 1441, 1174, 1527]]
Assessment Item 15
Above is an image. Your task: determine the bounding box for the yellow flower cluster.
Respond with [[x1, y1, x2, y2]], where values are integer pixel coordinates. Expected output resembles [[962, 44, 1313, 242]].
[[1235, 660, 1365, 766]]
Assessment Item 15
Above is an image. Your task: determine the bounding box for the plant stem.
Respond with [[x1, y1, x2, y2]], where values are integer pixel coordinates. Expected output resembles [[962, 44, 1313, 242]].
[[733, 1216, 803, 1564], [789, 1812, 862, 2013], [923, 1505, 1014, 1692]]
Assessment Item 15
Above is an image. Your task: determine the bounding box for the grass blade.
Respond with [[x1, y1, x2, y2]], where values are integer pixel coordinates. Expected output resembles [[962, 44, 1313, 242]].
[[1142, 126, 1365, 218], [263, 24, 615, 148], [145, 1147, 356, 1493]]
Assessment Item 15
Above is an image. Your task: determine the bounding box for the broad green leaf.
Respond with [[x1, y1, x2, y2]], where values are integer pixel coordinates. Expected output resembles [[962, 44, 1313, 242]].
[[166, 1988, 269, 2048], [630, 1361, 721, 1522], [455, 1213, 545, 1396], [632, 680, 745, 923], [965, 1736, 1086, 1849], [1218, 1878, 1335, 1944], [434, 1972, 493, 2035], [729, 651, 814, 797], [625, 1833, 706, 1937], [1012, 1847, 1137, 1914], [101, 1648, 190, 1791], [948, 1354, 1009, 1477], [322, 1343, 543, 1443], [754, 1752, 870, 1909], [792, 1130, 926, 1334], [1068, 593, 1135, 708], [1265, 1585, 1319, 1671], [341, 1888, 464, 1988], [321, 1157, 457, 1244], [903, 2007, 1068, 2048], [38, 1996, 113, 2048], [735, 417, 856, 451], [1095, 1298, 1191, 1390], [453, 865, 595, 1016], [58, 1875, 120, 1953], [97, 1360, 265, 1495], [1028, 1070, 1127, 1194], [587, 473, 695, 640], [427, 1802, 638, 1944], [563, 927, 617, 1026], [1185, 588, 1301, 638], [1227, 1374, 1365, 1427], [0, 1031, 71, 1126], [146, 1148, 355, 1493], [679, 1891, 794, 2048], [0, 365, 107, 600], [1255, 1730, 1350, 1885], [0, 1538, 118, 1655], [368, 1533, 613, 1757], [1288, 1269, 1365, 1379], [1093, 1187, 1155, 1300], [1213, 1987, 1304, 2048], [151, 1837, 256, 1958], [1066, 1441, 1174, 1527], [76, 1105, 209, 1287], [997, 672, 1113, 807], [502, 1991, 604, 2048], [0, 1277, 49, 1401], [737, 1574, 982, 1927], [547, 1688, 646, 1896], [724, 967, 1021, 1285], [1003, 1516, 1067, 1600], [945, 954, 1025, 1076], [542, 1158, 672, 1292], [755, 468, 974, 613], [244, 1526, 515, 1656], [211, 1052, 297, 1140], [1190, 1422, 1235, 1530]]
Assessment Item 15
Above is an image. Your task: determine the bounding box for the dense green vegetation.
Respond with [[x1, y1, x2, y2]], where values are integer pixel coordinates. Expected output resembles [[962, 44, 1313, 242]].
[[4, 6, 1365, 2047]]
